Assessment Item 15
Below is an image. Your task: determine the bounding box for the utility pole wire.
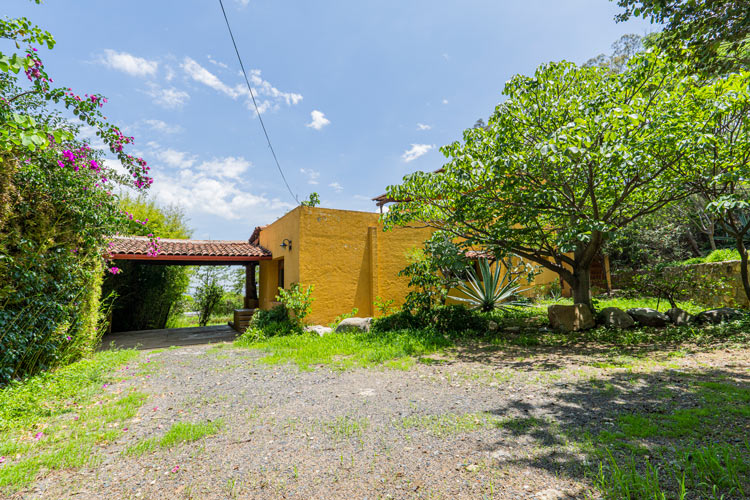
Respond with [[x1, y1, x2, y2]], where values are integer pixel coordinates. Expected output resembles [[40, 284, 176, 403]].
[[217, 0, 299, 204]]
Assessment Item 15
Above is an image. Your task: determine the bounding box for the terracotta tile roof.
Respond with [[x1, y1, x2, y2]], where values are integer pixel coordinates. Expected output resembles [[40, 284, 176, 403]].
[[109, 236, 271, 258], [249, 225, 266, 245]]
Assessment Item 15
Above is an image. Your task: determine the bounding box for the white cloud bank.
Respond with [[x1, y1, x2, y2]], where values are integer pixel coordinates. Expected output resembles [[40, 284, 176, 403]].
[[328, 182, 343, 192], [402, 144, 434, 162], [306, 110, 330, 130], [300, 168, 320, 185], [100, 49, 158, 77], [144, 83, 190, 109], [416, 123, 431, 131], [181, 57, 302, 113]]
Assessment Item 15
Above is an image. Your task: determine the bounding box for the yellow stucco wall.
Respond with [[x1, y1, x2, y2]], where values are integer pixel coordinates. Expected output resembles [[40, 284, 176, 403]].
[[257, 206, 563, 325]]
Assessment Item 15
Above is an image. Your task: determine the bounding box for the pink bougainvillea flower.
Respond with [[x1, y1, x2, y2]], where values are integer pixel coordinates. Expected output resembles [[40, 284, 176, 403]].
[[0, 456, 6, 464], [122, 427, 128, 431], [34, 432, 44, 440], [73, 416, 79, 421], [171, 466, 180, 473], [153, 407, 158, 411], [102, 383, 109, 388]]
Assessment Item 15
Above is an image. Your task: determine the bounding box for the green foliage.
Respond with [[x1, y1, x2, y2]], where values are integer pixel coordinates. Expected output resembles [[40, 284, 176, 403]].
[[194, 267, 225, 327], [248, 304, 301, 337], [679, 248, 742, 266], [449, 258, 528, 313], [276, 282, 314, 325], [614, 0, 750, 74], [300, 192, 320, 207], [398, 232, 471, 313], [373, 296, 398, 316], [0, 9, 153, 383], [371, 305, 488, 336], [383, 51, 732, 306]]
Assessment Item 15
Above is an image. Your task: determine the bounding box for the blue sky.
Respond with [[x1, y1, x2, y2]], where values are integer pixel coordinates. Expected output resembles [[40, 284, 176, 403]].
[[6, 0, 654, 240]]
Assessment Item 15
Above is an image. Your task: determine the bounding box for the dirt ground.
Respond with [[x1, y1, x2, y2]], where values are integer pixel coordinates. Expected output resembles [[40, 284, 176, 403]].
[[21, 341, 750, 500]]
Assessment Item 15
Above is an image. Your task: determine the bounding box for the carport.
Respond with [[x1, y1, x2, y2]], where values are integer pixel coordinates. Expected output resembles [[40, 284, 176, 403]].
[[106, 236, 272, 339]]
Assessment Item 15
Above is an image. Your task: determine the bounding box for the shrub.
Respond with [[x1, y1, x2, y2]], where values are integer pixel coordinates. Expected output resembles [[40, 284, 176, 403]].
[[276, 282, 314, 325], [430, 305, 489, 334], [249, 305, 301, 336], [194, 268, 225, 327], [372, 305, 488, 336]]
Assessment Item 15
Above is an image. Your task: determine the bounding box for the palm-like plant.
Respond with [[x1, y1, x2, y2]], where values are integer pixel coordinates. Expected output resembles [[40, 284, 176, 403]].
[[448, 258, 528, 312]]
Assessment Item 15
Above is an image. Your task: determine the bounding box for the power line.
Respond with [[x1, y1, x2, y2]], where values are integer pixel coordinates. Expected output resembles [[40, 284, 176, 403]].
[[217, 0, 299, 204]]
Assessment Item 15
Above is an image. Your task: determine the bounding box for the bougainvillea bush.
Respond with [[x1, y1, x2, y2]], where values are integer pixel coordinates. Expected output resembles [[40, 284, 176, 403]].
[[0, 6, 156, 384]]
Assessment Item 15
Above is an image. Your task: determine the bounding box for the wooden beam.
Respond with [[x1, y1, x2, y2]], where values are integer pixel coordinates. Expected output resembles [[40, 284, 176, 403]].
[[110, 254, 271, 265]]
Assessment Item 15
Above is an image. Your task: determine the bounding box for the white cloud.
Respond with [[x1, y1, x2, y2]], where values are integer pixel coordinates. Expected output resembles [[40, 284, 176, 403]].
[[143, 119, 183, 134], [300, 168, 320, 185], [151, 168, 292, 221], [306, 110, 330, 130], [144, 83, 190, 109], [328, 182, 343, 192], [402, 144, 434, 163], [155, 148, 196, 168], [416, 123, 431, 131], [164, 65, 176, 82], [182, 57, 241, 98], [442, 99, 449, 104], [100, 49, 158, 77], [181, 57, 302, 114], [235, 0, 251, 6], [207, 55, 229, 69], [198, 156, 251, 179]]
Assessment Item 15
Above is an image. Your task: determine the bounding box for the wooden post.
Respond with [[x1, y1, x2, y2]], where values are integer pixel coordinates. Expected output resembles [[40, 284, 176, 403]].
[[245, 262, 258, 308]]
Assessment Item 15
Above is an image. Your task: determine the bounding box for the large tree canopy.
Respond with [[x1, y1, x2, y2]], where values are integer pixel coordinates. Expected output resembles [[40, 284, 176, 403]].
[[383, 51, 718, 307]]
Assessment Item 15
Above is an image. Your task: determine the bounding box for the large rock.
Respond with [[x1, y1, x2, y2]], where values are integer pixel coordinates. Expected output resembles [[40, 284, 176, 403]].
[[334, 317, 373, 333], [597, 307, 634, 329], [304, 325, 333, 336], [548, 304, 595, 332], [627, 308, 670, 327], [666, 307, 693, 326], [695, 307, 746, 324]]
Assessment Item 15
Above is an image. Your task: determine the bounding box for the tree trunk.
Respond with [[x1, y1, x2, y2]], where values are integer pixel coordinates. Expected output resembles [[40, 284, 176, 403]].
[[685, 229, 701, 257], [708, 221, 717, 251], [571, 266, 593, 311], [736, 237, 750, 304]]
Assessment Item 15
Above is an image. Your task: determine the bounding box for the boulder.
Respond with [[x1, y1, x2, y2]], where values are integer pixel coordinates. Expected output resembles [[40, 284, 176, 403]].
[[548, 304, 595, 332], [666, 307, 693, 326], [304, 325, 333, 337], [627, 308, 670, 327], [334, 317, 373, 333], [694, 307, 746, 324], [597, 307, 634, 329]]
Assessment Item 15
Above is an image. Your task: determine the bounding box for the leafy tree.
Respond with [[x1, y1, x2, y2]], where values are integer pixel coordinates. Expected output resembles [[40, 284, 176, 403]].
[[383, 52, 707, 309], [682, 70, 750, 301], [194, 267, 225, 327], [614, 0, 750, 74], [631, 264, 730, 309], [584, 33, 644, 73]]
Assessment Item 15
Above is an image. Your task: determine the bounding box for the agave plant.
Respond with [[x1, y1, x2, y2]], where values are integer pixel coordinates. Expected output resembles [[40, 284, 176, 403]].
[[448, 258, 528, 312]]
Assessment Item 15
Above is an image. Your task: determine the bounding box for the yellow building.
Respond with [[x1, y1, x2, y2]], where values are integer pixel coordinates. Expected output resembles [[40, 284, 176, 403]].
[[250, 206, 561, 325]]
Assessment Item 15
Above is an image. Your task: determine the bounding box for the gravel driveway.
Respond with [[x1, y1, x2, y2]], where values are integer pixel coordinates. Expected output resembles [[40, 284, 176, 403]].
[[23, 341, 750, 499]]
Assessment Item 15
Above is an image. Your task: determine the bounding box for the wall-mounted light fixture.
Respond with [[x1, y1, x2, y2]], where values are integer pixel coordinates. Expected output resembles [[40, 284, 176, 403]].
[[280, 238, 292, 251]]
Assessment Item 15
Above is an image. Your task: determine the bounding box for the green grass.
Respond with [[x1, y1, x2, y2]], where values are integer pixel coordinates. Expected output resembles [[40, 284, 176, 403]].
[[125, 419, 224, 456], [397, 412, 545, 438], [582, 379, 750, 499], [678, 248, 741, 266], [321, 415, 369, 440], [234, 329, 452, 370], [166, 313, 233, 329], [0, 349, 146, 494]]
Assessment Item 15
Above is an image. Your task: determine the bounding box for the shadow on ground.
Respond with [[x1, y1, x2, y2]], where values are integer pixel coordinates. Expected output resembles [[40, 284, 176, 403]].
[[100, 324, 238, 350], [480, 364, 750, 498]]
